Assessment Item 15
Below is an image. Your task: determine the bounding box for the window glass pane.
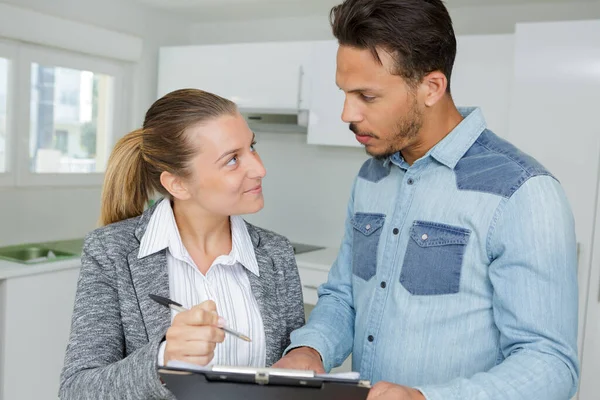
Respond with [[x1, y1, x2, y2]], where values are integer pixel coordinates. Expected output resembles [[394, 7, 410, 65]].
[[29, 63, 113, 173], [0, 58, 7, 173]]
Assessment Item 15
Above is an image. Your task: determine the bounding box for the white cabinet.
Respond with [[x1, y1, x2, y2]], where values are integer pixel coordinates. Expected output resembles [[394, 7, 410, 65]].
[[451, 34, 514, 138], [306, 35, 515, 147], [0, 267, 80, 400], [306, 40, 361, 148], [506, 20, 600, 400], [158, 41, 313, 111]]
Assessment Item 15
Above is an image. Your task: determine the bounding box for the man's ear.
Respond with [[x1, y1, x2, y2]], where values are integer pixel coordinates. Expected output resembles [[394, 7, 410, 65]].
[[421, 70, 448, 107]]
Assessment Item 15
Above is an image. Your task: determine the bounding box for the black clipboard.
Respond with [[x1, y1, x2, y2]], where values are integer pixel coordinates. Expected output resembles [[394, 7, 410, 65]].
[[158, 364, 371, 400]]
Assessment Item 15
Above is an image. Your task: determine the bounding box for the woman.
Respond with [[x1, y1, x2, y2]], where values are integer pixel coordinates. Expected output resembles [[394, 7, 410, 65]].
[[59, 89, 304, 399]]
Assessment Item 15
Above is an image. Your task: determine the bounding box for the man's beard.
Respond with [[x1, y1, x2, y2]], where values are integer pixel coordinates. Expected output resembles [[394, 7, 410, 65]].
[[350, 99, 423, 160]]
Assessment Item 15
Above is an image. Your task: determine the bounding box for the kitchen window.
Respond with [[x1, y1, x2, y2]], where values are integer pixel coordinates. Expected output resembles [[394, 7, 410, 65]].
[[9, 44, 132, 186], [0, 40, 17, 186], [28, 63, 114, 174], [0, 57, 8, 174]]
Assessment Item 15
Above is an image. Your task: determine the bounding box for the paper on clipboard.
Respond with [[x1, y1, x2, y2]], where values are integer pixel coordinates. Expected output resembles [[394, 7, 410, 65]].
[[166, 360, 362, 383], [160, 360, 371, 400]]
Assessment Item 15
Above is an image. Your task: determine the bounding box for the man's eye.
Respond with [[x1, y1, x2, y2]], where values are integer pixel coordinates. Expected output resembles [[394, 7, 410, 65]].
[[361, 94, 376, 102]]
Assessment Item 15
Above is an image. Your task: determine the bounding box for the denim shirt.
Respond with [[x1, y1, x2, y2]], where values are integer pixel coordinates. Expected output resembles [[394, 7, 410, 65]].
[[288, 108, 579, 399]]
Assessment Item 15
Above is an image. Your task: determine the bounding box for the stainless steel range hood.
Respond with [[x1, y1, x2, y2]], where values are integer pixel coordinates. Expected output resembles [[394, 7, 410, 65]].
[[241, 108, 309, 134]]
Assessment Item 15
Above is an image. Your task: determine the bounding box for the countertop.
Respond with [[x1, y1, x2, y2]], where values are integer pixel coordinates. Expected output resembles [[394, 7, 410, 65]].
[[294, 246, 338, 272], [0, 238, 84, 280], [0, 238, 339, 280]]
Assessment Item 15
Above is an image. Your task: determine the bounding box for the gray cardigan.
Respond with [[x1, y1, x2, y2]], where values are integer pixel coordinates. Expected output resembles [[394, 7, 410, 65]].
[[59, 204, 305, 400]]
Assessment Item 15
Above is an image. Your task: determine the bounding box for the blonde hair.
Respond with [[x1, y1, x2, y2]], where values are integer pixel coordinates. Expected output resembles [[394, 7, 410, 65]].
[[99, 89, 238, 226]]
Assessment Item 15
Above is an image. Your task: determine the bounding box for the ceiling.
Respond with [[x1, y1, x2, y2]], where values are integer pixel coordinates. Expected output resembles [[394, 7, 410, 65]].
[[131, 0, 599, 22]]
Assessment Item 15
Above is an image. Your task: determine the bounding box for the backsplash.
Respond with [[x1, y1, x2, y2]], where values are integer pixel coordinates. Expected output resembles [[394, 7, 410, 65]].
[[244, 131, 368, 248]]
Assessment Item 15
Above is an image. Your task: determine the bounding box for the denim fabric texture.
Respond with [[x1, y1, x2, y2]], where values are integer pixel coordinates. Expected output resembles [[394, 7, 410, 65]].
[[350, 213, 386, 281], [287, 108, 579, 400]]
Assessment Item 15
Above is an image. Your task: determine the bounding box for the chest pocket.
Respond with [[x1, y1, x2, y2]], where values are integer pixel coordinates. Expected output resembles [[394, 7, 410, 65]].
[[350, 213, 385, 281], [400, 221, 471, 295]]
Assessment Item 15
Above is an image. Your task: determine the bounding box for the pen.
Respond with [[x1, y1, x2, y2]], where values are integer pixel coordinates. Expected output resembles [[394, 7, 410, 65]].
[[149, 294, 252, 342]]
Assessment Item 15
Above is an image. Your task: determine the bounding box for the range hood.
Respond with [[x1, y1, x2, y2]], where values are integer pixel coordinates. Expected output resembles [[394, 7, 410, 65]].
[[240, 108, 309, 134]]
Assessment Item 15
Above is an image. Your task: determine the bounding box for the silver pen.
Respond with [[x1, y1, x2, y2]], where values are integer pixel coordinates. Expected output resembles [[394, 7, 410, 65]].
[[149, 294, 251, 342]]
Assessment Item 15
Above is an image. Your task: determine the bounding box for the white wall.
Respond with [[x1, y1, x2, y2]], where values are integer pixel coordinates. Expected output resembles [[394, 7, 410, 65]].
[[190, 1, 600, 44], [189, 1, 600, 247], [3, 0, 600, 246], [244, 132, 368, 248], [0, 0, 193, 246]]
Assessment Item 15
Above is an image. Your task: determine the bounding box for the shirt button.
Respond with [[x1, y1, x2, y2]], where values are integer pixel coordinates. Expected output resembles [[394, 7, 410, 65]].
[[365, 224, 371, 230], [368, 335, 374, 342], [393, 228, 399, 235], [380, 281, 387, 289], [421, 234, 428, 240], [407, 178, 414, 185]]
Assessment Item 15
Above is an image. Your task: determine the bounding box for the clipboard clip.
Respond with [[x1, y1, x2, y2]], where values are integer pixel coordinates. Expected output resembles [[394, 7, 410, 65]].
[[255, 371, 269, 385], [358, 380, 371, 388]]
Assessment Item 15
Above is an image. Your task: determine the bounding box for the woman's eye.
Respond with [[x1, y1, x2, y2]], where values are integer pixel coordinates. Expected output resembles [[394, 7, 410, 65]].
[[226, 156, 238, 166], [250, 141, 257, 152]]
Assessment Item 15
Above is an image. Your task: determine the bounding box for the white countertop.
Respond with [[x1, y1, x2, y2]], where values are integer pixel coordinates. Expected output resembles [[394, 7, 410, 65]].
[[0, 258, 81, 280], [294, 246, 338, 272], [0, 245, 338, 280]]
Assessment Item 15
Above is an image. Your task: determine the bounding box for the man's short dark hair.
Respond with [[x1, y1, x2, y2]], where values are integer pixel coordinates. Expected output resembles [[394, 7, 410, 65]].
[[330, 0, 457, 92]]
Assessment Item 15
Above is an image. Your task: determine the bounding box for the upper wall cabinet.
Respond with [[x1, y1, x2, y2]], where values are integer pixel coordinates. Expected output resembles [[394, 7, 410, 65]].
[[451, 34, 514, 138], [306, 40, 360, 148], [305, 35, 515, 147], [158, 41, 313, 111]]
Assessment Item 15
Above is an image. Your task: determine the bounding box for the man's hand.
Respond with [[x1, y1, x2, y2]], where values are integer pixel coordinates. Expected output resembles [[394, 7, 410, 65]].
[[272, 347, 325, 373], [367, 381, 426, 400]]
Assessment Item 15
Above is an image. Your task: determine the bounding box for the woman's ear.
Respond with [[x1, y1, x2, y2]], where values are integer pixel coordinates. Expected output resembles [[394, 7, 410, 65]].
[[160, 171, 191, 201]]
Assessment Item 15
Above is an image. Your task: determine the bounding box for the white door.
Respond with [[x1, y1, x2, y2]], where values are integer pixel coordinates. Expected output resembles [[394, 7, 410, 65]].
[[581, 184, 600, 400], [506, 20, 600, 399]]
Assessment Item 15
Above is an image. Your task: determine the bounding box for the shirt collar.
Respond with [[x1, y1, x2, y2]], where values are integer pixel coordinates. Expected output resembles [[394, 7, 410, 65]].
[[429, 107, 487, 169], [384, 107, 487, 170], [138, 199, 177, 259], [138, 199, 260, 277], [229, 215, 260, 277]]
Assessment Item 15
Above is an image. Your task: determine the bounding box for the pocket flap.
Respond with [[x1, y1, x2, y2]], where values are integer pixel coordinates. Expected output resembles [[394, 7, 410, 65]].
[[350, 213, 385, 236], [409, 221, 470, 248]]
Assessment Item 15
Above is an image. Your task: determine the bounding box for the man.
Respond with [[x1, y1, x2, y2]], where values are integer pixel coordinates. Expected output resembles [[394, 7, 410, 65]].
[[274, 0, 579, 399]]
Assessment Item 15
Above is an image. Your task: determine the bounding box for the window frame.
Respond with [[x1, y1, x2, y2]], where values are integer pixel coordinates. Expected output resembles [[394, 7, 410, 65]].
[[15, 43, 132, 187], [0, 40, 18, 186]]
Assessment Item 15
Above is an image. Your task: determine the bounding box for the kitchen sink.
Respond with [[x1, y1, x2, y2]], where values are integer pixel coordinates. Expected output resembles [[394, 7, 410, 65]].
[[0, 244, 79, 264]]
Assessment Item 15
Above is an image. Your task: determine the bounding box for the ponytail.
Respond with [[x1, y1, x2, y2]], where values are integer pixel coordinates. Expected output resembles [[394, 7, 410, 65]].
[[99, 89, 239, 226], [99, 129, 151, 226]]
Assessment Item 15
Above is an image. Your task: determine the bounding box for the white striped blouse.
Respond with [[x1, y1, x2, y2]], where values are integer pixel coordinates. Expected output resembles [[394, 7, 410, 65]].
[[138, 199, 266, 368]]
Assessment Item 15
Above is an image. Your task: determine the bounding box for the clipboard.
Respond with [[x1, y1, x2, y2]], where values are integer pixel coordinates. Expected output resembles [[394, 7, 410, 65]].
[[158, 364, 371, 400]]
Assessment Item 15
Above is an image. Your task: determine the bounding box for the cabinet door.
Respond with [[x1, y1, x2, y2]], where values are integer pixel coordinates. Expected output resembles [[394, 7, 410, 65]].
[[306, 40, 361, 147], [1, 267, 80, 400], [306, 36, 514, 147], [452, 34, 514, 138], [506, 20, 600, 400], [158, 41, 313, 111]]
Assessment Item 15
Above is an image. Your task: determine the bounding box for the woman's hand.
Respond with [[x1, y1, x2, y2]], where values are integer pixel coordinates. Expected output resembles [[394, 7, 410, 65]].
[[163, 300, 226, 366]]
